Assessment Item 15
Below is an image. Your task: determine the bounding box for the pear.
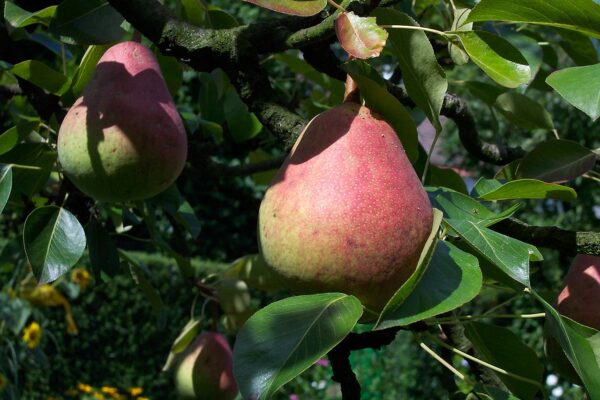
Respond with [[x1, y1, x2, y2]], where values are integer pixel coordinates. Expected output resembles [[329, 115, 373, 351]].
[[58, 41, 187, 202], [174, 331, 238, 400], [544, 254, 600, 383], [258, 102, 433, 311]]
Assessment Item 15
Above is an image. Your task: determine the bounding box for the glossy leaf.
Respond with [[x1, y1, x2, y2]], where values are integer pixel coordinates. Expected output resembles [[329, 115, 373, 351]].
[[0, 164, 12, 215], [3, 1, 56, 28], [0, 144, 56, 200], [446, 219, 542, 287], [342, 61, 418, 163], [533, 290, 600, 398], [467, 0, 600, 39], [223, 88, 262, 142], [455, 31, 530, 88], [233, 293, 362, 400], [243, 0, 326, 16], [377, 241, 481, 328], [377, 209, 443, 325], [23, 206, 86, 284], [85, 219, 120, 280], [473, 178, 577, 201], [546, 64, 600, 121], [465, 322, 544, 400], [373, 8, 447, 131], [0, 121, 38, 155], [427, 187, 520, 227], [162, 317, 202, 370], [50, 0, 125, 45], [494, 92, 554, 130], [557, 29, 598, 66], [518, 139, 597, 183], [448, 8, 472, 65], [10, 61, 71, 95], [70, 45, 109, 97], [335, 12, 388, 59]]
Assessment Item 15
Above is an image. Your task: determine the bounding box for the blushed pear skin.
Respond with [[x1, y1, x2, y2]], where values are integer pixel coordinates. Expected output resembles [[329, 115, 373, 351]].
[[57, 41, 187, 202], [258, 102, 433, 311]]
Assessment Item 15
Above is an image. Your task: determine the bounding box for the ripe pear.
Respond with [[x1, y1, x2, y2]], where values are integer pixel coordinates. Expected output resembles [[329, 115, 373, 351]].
[[544, 254, 600, 383], [174, 331, 238, 400], [58, 41, 187, 202], [258, 102, 433, 311]]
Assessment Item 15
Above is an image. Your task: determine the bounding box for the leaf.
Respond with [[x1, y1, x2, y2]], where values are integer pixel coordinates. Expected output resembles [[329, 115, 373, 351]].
[[518, 139, 597, 183], [23, 206, 86, 284], [533, 290, 600, 398], [557, 29, 598, 66], [162, 317, 202, 371], [222, 254, 280, 293], [448, 8, 472, 65], [494, 92, 554, 130], [156, 51, 183, 97], [121, 251, 165, 321], [467, 0, 600, 39], [446, 219, 542, 287], [85, 219, 120, 281], [223, 88, 262, 142], [455, 30, 531, 88], [335, 12, 388, 59], [464, 80, 507, 106], [426, 165, 468, 194], [233, 293, 363, 400], [3, 1, 56, 28], [342, 61, 418, 163], [50, 0, 125, 45], [377, 241, 481, 329], [376, 209, 443, 326], [546, 64, 600, 121], [473, 178, 577, 202], [373, 8, 447, 131], [207, 9, 239, 28], [70, 45, 109, 97], [10, 61, 71, 95], [427, 186, 520, 227], [243, 0, 326, 16], [0, 121, 38, 155], [465, 322, 544, 400], [0, 143, 56, 200], [0, 164, 12, 215], [180, 0, 208, 27]]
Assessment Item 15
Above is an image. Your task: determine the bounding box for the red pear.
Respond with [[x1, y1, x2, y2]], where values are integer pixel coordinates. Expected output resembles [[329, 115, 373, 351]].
[[58, 41, 187, 202], [174, 331, 238, 400], [258, 102, 433, 311]]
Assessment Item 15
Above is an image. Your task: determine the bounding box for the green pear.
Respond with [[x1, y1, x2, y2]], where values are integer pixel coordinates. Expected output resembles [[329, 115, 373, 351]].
[[258, 102, 433, 311], [58, 41, 187, 202], [174, 331, 238, 400], [215, 278, 251, 315], [545, 254, 600, 383]]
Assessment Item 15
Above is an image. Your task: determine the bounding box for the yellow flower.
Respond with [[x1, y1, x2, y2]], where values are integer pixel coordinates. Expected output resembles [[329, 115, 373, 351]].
[[128, 387, 143, 397], [93, 392, 106, 400], [101, 386, 118, 395], [71, 268, 91, 290], [137, 397, 150, 400], [22, 321, 42, 349], [77, 382, 93, 393], [0, 373, 7, 391]]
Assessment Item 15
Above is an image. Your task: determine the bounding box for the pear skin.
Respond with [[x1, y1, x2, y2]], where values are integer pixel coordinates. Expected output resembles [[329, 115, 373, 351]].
[[58, 41, 187, 202], [258, 102, 433, 311]]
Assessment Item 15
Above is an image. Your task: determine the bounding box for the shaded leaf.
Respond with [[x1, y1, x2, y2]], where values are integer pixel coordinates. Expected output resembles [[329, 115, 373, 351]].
[[494, 92, 554, 130], [3, 1, 56, 28], [233, 293, 362, 400], [464, 80, 507, 106], [335, 12, 388, 59], [23, 206, 86, 284], [448, 8, 472, 65], [0, 164, 12, 215], [557, 29, 598, 66], [10, 61, 71, 95], [85, 219, 120, 281], [546, 64, 600, 121], [70, 45, 109, 97], [223, 88, 262, 142], [244, 0, 326, 16]]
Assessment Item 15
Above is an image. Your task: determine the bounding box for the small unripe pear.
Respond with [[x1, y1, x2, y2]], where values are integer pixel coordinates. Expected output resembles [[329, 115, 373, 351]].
[[216, 278, 251, 315], [258, 102, 433, 311], [174, 331, 238, 400], [58, 41, 187, 202]]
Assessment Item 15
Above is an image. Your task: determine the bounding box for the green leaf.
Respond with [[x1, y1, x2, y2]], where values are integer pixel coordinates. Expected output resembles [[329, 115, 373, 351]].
[[207, 8, 239, 28], [464, 80, 507, 106], [546, 64, 600, 121], [0, 121, 38, 155], [455, 31, 530, 88], [494, 92, 554, 130], [156, 51, 183, 98], [474, 384, 520, 400], [0, 164, 12, 215], [448, 8, 473, 65], [335, 12, 388, 59], [446, 219, 542, 287], [465, 322, 544, 400], [376, 209, 443, 326], [426, 165, 468, 194], [50, 0, 125, 45], [10, 60, 71, 95], [427, 186, 520, 227], [467, 0, 600, 39], [557, 29, 598, 66], [533, 291, 600, 398], [518, 139, 597, 183], [377, 241, 481, 328], [233, 293, 363, 400], [0, 143, 56, 200], [243, 0, 326, 16], [162, 317, 202, 371], [342, 61, 418, 163], [180, 0, 208, 27], [23, 206, 86, 284], [223, 88, 262, 142], [70, 45, 109, 97], [223, 254, 280, 293], [85, 219, 120, 281], [373, 8, 447, 131], [121, 251, 165, 321], [473, 178, 577, 201], [3, 1, 56, 28]]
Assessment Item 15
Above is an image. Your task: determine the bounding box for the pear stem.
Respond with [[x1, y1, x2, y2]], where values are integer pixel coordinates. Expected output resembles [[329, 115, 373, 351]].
[[132, 30, 142, 43]]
